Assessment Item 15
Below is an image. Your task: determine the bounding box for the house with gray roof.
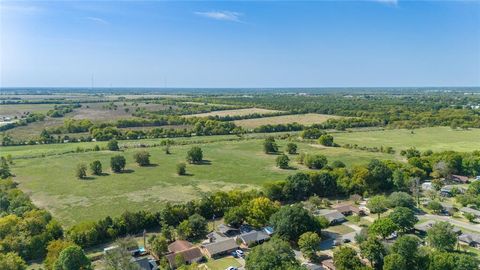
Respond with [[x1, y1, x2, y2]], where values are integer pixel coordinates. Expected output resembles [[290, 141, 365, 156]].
[[202, 238, 238, 258], [237, 230, 270, 247], [461, 207, 480, 218], [459, 233, 480, 248], [315, 209, 346, 225]]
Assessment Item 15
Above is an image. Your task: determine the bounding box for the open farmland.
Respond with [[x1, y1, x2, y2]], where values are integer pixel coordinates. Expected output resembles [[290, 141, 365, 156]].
[[185, 108, 282, 118], [334, 127, 480, 152], [234, 113, 341, 128], [0, 103, 56, 118], [9, 136, 394, 226]]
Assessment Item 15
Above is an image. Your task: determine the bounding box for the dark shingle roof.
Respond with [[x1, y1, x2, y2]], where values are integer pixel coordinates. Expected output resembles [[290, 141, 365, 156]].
[[202, 238, 238, 255], [238, 230, 270, 245]]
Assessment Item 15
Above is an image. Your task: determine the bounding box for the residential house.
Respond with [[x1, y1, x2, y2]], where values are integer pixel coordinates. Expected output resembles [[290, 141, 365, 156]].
[[440, 202, 455, 216], [459, 233, 480, 248], [421, 182, 433, 191], [414, 220, 462, 235], [440, 185, 465, 197], [202, 238, 238, 258], [332, 202, 364, 216], [461, 207, 480, 219], [302, 262, 325, 270], [262, 226, 274, 236], [164, 240, 204, 268], [217, 224, 240, 237], [132, 257, 158, 270], [237, 230, 270, 247], [451, 175, 470, 184], [316, 209, 346, 225], [321, 259, 336, 270]]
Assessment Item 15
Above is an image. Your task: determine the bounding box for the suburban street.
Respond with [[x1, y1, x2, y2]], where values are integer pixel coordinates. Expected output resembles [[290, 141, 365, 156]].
[[417, 214, 480, 233]]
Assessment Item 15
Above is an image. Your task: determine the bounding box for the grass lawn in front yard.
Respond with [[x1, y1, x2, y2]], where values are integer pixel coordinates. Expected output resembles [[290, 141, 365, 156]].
[[325, 224, 355, 235], [202, 256, 242, 270]]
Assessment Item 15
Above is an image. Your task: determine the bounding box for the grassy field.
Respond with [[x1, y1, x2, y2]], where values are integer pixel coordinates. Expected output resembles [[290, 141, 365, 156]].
[[6, 126, 480, 227], [9, 137, 393, 227], [185, 108, 282, 118], [233, 113, 341, 129], [334, 127, 480, 152], [1, 103, 56, 118]]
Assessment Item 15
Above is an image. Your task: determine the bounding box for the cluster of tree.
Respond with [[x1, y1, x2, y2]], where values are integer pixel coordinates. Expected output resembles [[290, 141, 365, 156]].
[[198, 93, 480, 129], [66, 189, 259, 248], [333, 221, 477, 270], [0, 112, 45, 133], [406, 150, 480, 178], [0, 179, 64, 265], [456, 180, 480, 208], [254, 122, 304, 133], [265, 171, 337, 202], [267, 158, 425, 201], [343, 144, 395, 154], [1, 155, 13, 179], [46, 104, 80, 117]]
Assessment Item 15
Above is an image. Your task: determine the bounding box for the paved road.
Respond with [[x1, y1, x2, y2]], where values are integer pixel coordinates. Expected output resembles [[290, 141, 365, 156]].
[[417, 214, 480, 233]]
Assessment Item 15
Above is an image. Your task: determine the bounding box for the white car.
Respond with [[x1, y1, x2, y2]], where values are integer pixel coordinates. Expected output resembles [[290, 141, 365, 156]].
[[226, 267, 238, 270], [235, 249, 244, 257]]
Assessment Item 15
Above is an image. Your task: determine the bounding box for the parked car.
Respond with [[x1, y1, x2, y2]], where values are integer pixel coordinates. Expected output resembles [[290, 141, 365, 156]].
[[236, 249, 244, 257], [226, 267, 238, 270]]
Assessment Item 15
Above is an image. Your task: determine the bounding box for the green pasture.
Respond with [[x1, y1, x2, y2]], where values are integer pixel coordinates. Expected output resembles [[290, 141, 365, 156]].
[[334, 127, 480, 152]]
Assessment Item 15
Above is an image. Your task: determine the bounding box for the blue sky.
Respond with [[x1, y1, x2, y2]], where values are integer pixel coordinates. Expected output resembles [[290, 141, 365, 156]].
[[1, 0, 479, 88]]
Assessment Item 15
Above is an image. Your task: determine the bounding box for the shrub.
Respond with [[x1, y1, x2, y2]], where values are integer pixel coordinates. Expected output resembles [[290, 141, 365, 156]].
[[186, 146, 203, 164], [110, 155, 126, 173], [177, 163, 187, 175], [276, 154, 290, 169], [304, 154, 328, 169], [107, 139, 119, 151], [134, 151, 151, 166], [89, 160, 102, 175], [76, 164, 87, 179]]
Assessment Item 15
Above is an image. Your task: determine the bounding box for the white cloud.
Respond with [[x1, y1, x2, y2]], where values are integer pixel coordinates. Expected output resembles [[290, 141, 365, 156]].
[[86, 17, 109, 25], [194, 11, 243, 22]]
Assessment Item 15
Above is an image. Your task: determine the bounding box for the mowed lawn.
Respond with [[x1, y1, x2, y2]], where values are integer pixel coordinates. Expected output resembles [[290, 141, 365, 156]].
[[185, 108, 282, 118], [233, 113, 341, 129], [10, 139, 393, 227], [334, 127, 480, 152]]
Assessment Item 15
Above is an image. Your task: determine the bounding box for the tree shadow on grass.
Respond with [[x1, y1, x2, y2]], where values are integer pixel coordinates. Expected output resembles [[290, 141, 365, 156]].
[[142, 163, 159, 167], [192, 160, 212, 165], [121, 169, 135, 174], [79, 177, 96, 180]]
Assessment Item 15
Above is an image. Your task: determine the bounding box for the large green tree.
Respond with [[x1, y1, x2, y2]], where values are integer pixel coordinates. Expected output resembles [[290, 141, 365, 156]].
[[367, 195, 389, 218], [383, 254, 407, 270], [359, 237, 386, 269], [246, 197, 280, 228], [133, 151, 151, 166], [53, 245, 92, 270], [388, 207, 418, 233], [0, 252, 27, 270], [245, 238, 300, 270], [269, 204, 321, 241], [333, 246, 364, 270], [110, 155, 126, 173], [298, 232, 321, 260], [368, 217, 398, 239], [186, 146, 203, 163], [426, 222, 457, 251]]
